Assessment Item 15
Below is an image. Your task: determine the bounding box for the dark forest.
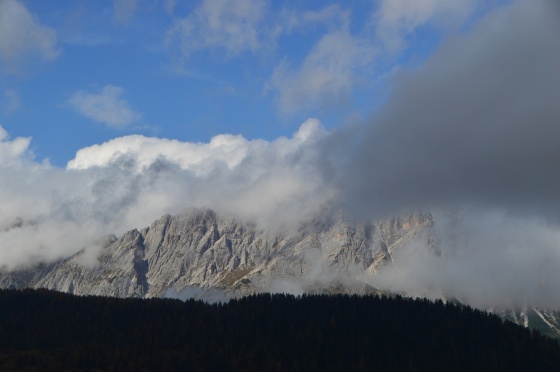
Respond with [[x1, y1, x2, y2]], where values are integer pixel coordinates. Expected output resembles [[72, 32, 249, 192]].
[[0, 289, 559, 371]]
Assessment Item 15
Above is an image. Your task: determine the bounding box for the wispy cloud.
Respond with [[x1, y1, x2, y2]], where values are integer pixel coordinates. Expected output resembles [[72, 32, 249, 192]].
[[265, 0, 482, 114], [372, 0, 478, 52], [268, 27, 376, 113], [275, 4, 347, 35], [164, 0, 476, 114], [113, 0, 139, 24], [165, 0, 268, 64], [0, 0, 59, 73], [67, 85, 142, 128], [112, 0, 176, 23], [2, 89, 21, 114]]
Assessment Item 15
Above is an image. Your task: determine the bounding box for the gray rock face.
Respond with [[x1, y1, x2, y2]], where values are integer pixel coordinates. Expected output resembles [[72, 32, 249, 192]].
[[0, 208, 433, 298]]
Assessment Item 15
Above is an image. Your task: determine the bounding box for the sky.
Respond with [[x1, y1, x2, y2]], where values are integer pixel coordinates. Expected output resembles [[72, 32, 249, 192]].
[[1, 0, 491, 166], [1, 0, 560, 308]]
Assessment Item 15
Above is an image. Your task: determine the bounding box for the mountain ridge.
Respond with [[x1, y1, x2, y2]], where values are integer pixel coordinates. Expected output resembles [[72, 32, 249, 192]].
[[2, 207, 559, 337], [0, 207, 432, 298]]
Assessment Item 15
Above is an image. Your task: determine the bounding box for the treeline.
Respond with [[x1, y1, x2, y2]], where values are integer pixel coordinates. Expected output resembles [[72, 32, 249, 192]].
[[0, 289, 559, 371]]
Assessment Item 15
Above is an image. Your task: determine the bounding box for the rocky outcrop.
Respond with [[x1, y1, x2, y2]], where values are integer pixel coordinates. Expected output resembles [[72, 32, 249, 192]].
[[0, 208, 433, 298]]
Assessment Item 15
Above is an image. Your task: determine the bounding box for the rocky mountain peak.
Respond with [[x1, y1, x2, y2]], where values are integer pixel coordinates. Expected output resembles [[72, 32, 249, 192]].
[[0, 207, 433, 299]]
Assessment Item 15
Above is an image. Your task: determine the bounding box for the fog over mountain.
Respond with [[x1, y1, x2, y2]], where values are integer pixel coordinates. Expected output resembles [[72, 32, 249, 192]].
[[330, 0, 560, 309], [1, 0, 559, 309]]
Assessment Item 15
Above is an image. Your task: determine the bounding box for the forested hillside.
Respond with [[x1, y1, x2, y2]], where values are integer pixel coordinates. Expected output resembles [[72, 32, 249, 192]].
[[1, 289, 559, 371]]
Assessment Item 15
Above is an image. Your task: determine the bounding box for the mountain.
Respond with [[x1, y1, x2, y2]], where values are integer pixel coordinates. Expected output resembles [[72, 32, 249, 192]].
[[497, 306, 560, 339], [0, 208, 432, 298], [1, 207, 559, 337]]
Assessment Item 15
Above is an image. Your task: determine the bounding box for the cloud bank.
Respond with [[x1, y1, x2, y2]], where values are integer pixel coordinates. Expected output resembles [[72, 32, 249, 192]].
[[336, 0, 560, 221], [329, 0, 560, 308], [0, 119, 332, 269]]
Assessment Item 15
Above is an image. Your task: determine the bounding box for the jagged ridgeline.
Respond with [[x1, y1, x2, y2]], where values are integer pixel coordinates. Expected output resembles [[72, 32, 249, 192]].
[[1, 289, 559, 371], [0, 207, 433, 298], [1, 207, 559, 338]]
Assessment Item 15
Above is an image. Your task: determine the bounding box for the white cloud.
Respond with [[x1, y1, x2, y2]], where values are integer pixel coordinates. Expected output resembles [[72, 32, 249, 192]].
[[165, 0, 268, 63], [265, 0, 479, 114], [113, 0, 139, 24], [67, 85, 142, 128], [278, 4, 346, 35], [372, 208, 560, 308], [373, 0, 478, 52], [68, 133, 250, 174], [0, 0, 59, 72], [2, 89, 21, 113], [166, 1, 375, 112], [66, 118, 333, 227], [269, 28, 376, 113], [68, 117, 324, 172], [0, 120, 333, 269], [0, 126, 31, 166]]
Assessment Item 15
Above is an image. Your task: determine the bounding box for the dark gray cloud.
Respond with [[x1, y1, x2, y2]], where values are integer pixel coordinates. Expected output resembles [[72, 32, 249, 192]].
[[313, 0, 560, 309], [334, 0, 560, 221]]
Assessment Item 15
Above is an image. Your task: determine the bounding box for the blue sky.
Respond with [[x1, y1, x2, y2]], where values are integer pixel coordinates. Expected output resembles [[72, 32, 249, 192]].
[[1, 0, 489, 166]]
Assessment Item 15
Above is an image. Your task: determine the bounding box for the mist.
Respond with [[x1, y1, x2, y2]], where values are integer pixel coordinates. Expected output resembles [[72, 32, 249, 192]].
[[366, 208, 560, 309], [327, 0, 560, 309]]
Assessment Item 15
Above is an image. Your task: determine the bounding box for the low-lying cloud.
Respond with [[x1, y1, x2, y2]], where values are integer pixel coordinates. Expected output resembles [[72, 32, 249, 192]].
[[0, 119, 332, 269], [369, 207, 560, 309]]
